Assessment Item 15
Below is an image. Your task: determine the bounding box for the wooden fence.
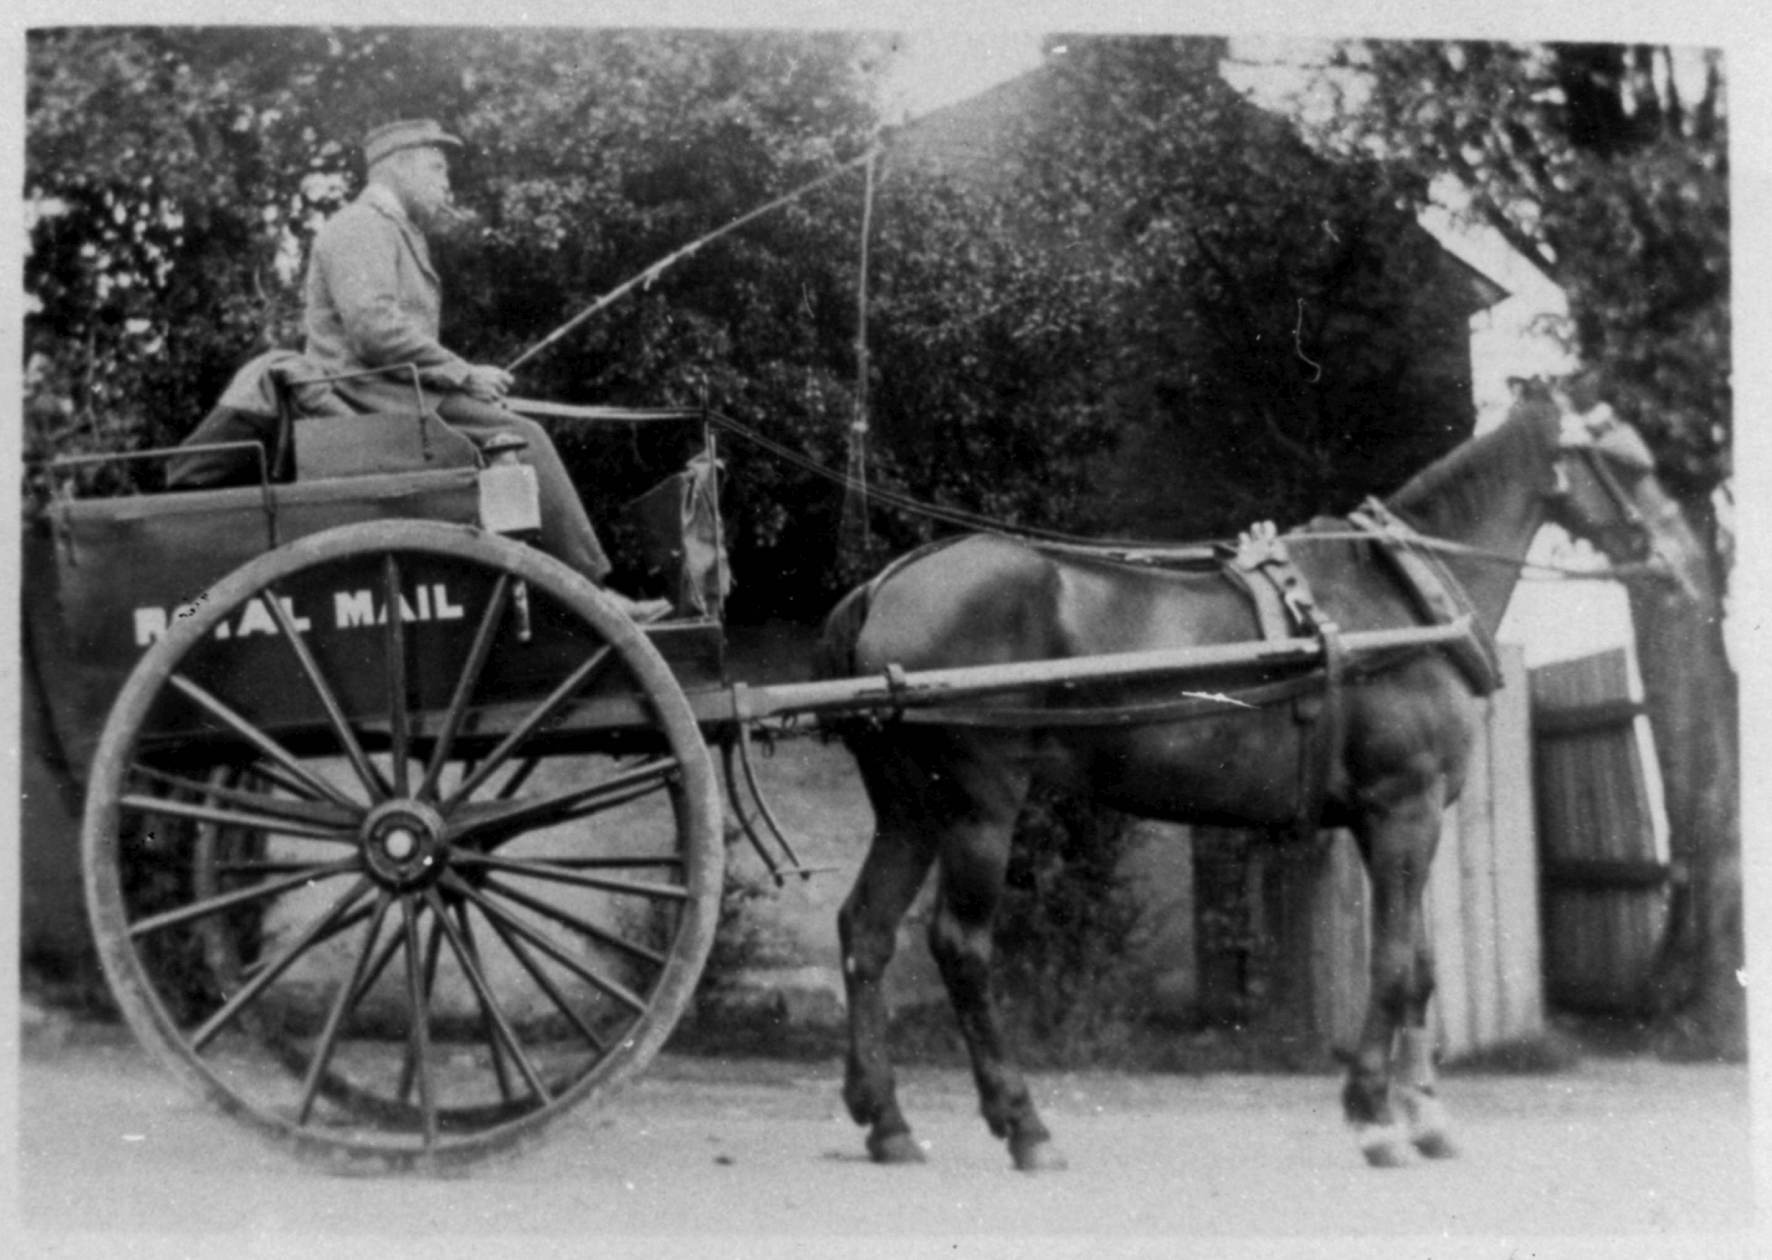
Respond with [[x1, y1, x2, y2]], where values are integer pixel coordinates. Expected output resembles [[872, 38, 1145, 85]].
[[1529, 649, 1668, 1012]]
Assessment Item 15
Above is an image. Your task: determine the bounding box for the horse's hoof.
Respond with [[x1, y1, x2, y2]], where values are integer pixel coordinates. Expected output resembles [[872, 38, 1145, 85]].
[[1010, 1137, 1069, 1173], [1412, 1131, 1458, 1160], [1356, 1123, 1411, 1168], [868, 1131, 927, 1165], [1403, 1090, 1457, 1159]]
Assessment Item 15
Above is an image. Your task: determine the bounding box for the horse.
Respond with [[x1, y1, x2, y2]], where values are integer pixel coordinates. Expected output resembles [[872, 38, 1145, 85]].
[[813, 381, 1704, 1171]]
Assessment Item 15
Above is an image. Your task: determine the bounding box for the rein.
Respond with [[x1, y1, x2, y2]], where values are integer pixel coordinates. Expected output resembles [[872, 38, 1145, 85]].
[[524, 403, 1666, 590], [1279, 527, 1664, 585], [704, 409, 1668, 589]]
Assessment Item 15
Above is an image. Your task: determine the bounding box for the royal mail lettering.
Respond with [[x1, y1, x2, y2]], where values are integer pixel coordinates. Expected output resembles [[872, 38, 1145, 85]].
[[132, 595, 311, 646], [332, 583, 465, 629], [132, 584, 463, 648]]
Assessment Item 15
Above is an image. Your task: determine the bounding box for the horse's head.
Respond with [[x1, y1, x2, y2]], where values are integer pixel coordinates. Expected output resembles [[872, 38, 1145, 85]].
[[1543, 388, 1707, 603]]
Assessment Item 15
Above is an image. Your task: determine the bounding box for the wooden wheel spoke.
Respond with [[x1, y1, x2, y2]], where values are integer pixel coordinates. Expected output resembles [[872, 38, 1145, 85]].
[[397, 897, 439, 1145], [384, 555, 411, 797], [344, 907, 411, 1007], [297, 892, 395, 1124], [509, 855, 686, 870], [480, 875, 668, 970], [442, 645, 617, 809], [453, 902, 519, 1103], [494, 756, 542, 802], [448, 756, 678, 845], [425, 890, 553, 1105], [453, 851, 690, 903], [475, 901, 609, 1056], [131, 764, 360, 831], [189, 876, 374, 1052], [417, 574, 513, 801], [120, 790, 356, 844], [443, 874, 651, 1015], [129, 857, 360, 939], [264, 580, 390, 802], [396, 911, 450, 1107], [212, 858, 338, 878], [239, 898, 378, 985], [240, 759, 336, 806], [166, 673, 360, 811]]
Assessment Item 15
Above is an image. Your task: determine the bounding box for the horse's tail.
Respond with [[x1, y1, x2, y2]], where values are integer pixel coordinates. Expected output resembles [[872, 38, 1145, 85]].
[[813, 536, 964, 685], [813, 579, 874, 684]]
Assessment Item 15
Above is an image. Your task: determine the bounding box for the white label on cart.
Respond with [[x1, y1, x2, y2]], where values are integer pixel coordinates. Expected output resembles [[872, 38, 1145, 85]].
[[130, 585, 465, 649], [132, 595, 312, 646], [332, 584, 466, 630]]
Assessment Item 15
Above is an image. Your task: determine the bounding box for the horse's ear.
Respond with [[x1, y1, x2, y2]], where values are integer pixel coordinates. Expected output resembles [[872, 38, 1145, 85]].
[[1557, 410, 1592, 449], [1592, 415, 1656, 471]]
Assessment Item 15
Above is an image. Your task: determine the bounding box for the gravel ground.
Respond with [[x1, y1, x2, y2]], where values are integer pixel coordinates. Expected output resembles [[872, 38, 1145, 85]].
[[10, 1013, 1762, 1260]]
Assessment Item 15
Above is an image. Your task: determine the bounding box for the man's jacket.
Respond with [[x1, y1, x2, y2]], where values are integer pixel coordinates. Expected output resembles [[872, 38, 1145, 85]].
[[303, 182, 474, 414]]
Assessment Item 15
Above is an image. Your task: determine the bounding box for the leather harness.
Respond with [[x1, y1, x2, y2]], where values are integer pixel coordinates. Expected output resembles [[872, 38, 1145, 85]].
[[866, 503, 1501, 841]]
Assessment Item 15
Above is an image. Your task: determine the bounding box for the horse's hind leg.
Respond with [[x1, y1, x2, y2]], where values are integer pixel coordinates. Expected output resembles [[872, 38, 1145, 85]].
[[839, 819, 937, 1165], [924, 768, 1064, 1172]]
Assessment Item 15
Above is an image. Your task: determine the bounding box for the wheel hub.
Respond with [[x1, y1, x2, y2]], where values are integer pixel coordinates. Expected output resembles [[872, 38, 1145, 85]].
[[361, 799, 449, 888]]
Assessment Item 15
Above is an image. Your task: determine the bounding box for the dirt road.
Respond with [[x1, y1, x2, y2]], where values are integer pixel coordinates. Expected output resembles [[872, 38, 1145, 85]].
[[11, 1021, 1761, 1258]]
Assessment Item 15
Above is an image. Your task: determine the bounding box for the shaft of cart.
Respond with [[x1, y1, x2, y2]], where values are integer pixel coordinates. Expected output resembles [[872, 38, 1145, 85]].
[[693, 617, 1478, 729]]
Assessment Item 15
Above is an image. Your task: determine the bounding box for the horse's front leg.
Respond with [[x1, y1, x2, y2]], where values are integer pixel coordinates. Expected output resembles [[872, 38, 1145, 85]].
[[1396, 919, 1457, 1159], [1345, 782, 1452, 1167], [838, 822, 937, 1165]]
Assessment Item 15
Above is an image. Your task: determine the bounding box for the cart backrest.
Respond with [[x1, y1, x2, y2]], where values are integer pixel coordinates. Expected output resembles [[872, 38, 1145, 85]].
[[26, 466, 481, 771], [294, 411, 482, 480]]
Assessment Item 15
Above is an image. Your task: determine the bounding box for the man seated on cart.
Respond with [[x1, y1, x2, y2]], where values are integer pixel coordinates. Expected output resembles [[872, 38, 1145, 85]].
[[296, 117, 668, 621]]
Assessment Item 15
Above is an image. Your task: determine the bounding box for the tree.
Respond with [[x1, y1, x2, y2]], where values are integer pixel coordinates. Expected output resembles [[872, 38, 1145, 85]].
[[23, 27, 1152, 617], [1299, 40, 1739, 1057], [25, 28, 889, 610], [934, 35, 1489, 538]]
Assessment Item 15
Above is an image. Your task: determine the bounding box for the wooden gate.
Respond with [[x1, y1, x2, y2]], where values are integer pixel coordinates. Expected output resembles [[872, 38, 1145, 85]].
[[1529, 648, 1670, 1013]]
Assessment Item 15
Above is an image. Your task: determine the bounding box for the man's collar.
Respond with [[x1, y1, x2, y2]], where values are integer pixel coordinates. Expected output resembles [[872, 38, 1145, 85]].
[[361, 181, 411, 228]]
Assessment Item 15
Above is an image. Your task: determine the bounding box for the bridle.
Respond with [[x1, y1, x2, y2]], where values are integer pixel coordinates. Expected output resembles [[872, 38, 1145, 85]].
[[1547, 404, 1696, 598]]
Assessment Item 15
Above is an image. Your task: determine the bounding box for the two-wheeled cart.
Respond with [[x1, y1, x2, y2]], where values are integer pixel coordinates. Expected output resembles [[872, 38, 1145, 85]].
[[23, 400, 1475, 1171]]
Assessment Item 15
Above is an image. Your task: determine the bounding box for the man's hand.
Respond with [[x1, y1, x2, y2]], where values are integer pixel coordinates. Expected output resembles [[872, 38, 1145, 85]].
[[463, 364, 515, 403]]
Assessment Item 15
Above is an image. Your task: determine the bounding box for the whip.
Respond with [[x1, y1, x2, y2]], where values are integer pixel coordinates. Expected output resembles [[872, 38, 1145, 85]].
[[504, 144, 885, 375]]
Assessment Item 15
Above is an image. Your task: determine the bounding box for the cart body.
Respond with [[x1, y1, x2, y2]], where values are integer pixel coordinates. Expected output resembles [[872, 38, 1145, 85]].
[[27, 412, 726, 775]]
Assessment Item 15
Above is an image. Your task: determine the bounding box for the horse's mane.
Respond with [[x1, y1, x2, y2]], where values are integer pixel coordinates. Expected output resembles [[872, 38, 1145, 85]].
[[1385, 394, 1558, 537]]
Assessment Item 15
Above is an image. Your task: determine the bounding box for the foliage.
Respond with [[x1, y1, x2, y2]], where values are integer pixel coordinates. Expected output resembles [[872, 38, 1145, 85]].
[[24, 27, 890, 610], [27, 28, 1514, 616], [1308, 40, 1729, 502], [991, 787, 1144, 1063], [992, 36, 1484, 535], [859, 174, 1123, 546]]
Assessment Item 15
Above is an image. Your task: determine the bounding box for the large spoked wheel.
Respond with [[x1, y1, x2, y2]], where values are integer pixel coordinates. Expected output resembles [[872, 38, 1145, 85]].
[[82, 521, 722, 1172]]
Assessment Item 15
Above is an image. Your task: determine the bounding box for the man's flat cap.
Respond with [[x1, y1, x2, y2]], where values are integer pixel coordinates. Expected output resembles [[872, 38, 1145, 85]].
[[364, 119, 462, 167]]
